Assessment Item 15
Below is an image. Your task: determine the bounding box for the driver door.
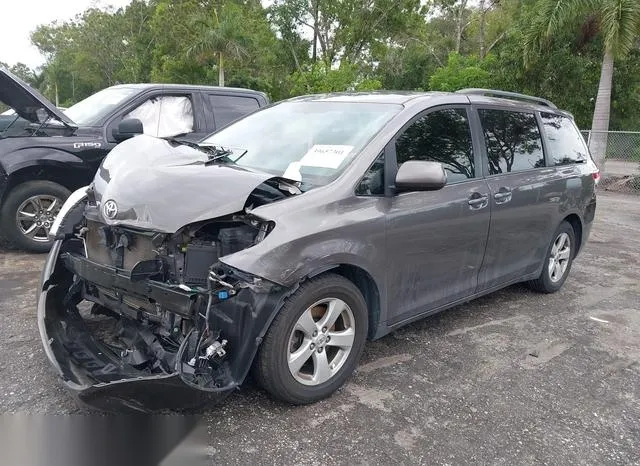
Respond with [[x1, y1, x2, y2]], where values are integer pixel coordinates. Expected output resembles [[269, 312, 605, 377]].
[[384, 106, 491, 325]]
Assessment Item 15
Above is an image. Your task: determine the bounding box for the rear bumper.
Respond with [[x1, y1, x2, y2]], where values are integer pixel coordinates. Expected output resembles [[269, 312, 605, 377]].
[[580, 194, 597, 253]]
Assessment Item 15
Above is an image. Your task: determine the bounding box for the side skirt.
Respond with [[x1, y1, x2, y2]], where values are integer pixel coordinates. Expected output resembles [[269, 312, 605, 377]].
[[378, 271, 541, 338]]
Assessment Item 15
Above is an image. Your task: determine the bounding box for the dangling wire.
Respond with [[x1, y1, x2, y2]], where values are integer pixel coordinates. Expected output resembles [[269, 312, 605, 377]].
[[193, 273, 214, 361]]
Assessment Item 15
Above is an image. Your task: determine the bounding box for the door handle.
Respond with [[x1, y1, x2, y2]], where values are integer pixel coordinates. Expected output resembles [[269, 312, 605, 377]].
[[494, 188, 512, 204], [468, 193, 489, 210]]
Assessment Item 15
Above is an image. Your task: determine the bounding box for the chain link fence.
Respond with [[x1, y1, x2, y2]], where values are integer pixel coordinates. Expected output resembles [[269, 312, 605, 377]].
[[581, 130, 640, 194]]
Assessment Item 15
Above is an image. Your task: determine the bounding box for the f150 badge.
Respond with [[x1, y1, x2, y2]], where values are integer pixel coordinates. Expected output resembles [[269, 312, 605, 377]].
[[73, 142, 102, 149]]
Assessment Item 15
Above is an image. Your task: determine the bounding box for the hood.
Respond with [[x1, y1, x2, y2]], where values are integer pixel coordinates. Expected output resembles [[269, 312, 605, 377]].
[[0, 68, 76, 128], [91, 135, 289, 232]]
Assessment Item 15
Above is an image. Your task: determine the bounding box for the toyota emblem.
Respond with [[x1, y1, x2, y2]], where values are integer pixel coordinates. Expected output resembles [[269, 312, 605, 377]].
[[103, 200, 118, 219]]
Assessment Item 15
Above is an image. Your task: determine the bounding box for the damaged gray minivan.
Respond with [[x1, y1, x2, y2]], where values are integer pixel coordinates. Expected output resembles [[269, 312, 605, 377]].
[[38, 90, 598, 412]]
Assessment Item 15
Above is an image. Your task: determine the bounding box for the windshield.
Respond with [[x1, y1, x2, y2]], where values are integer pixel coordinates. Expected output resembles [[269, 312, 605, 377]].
[[202, 101, 401, 187], [65, 86, 140, 126]]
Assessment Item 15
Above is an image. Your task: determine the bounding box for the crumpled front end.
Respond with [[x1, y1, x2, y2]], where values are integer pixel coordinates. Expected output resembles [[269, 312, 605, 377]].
[[38, 198, 293, 412]]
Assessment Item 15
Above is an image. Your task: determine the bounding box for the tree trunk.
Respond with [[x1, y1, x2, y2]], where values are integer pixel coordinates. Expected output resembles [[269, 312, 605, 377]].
[[455, 0, 468, 54], [55, 81, 59, 107], [218, 52, 225, 87], [588, 47, 614, 168], [288, 40, 302, 72], [479, 0, 486, 58], [455, 15, 463, 53], [312, 0, 319, 62]]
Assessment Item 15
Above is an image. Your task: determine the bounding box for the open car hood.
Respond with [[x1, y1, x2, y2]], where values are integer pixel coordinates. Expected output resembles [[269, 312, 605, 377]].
[[0, 67, 76, 128], [91, 135, 294, 232]]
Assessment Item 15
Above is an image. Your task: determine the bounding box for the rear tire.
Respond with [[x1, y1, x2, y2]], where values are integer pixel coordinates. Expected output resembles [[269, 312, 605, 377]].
[[0, 181, 70, 253], [253, 274, 368, 405], [527, 221, 576, 293]]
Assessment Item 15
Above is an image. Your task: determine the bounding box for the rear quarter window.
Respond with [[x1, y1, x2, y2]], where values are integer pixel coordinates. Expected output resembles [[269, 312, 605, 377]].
[[540, 112, 589, 165], [208, 94, 260, 129]]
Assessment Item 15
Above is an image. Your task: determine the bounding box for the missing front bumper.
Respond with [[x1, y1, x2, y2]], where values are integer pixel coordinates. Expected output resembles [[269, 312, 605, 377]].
[[37, 240, 291, 412]]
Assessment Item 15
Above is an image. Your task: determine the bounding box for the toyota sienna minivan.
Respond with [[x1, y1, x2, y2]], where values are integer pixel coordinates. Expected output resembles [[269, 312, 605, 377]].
[[38, 89, 598, 412]]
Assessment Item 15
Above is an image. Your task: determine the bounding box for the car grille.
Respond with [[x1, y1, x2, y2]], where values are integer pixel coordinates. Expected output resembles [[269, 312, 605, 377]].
[[85, 220, 157, 271]]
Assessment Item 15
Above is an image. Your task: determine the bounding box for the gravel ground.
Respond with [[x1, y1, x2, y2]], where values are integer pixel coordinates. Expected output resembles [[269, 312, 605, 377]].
[[1, 191, 639, 465]]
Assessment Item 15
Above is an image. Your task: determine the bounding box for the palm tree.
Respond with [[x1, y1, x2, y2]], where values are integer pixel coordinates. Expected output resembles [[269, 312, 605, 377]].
[[187, 4, 250, 87], [41, 62, 64, 107], [524, 0, 640, 167]]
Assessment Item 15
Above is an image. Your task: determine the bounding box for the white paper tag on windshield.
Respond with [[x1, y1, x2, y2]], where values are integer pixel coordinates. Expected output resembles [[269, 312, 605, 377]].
[[300, 145, 354, 169]]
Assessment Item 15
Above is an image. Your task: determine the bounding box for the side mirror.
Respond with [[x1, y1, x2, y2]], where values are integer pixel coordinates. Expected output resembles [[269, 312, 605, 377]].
[[395, 160, 447, 192], [113, 118, 144, 142]]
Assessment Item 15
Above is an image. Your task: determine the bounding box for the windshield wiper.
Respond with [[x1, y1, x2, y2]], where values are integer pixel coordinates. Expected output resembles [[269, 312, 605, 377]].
[[165, 137, 248, 166], [204, 148, 234, 164], [205, 148, 250, 166], [165, 137, 232, 158]]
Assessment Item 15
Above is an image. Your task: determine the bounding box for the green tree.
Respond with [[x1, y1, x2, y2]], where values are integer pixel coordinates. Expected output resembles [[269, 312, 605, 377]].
[[270, 0, 424, 68], [23, 0, 638, 125], [524, 0, 640, 165], [187, 2, 251, 87], [430, 0, 472, 54], [150, 0, 284, 97], [429, 52, 494, 91], [288, 61, 381, 95], [31, 1, 155, 105], [374, 40, 440, 91], [7, 63, 37, 85]]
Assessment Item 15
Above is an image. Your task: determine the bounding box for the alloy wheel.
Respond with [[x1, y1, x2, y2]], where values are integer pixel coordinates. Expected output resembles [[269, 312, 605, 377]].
[[287, 298, 356, 386], [548, 232, 571, 283], [15, 195, 62, 243]]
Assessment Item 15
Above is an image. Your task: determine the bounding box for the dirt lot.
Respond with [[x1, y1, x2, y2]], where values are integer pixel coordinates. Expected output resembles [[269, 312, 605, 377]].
[[1, 191, 639, 465]]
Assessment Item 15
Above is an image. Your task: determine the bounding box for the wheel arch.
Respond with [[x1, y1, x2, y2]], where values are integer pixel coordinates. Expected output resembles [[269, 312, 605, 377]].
[[2, 162, 88, 203], [562, 213, 583, 256], [308, 263, 383, 340]]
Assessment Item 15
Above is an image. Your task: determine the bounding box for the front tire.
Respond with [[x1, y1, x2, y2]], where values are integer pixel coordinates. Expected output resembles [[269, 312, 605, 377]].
[[0, 181, 70, 253], [253, 274, 368, 405], [527, 221, 576, 293]]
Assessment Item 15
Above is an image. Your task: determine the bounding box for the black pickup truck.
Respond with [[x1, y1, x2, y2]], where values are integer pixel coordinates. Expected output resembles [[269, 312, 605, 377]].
[[0, 68, 269, 252]]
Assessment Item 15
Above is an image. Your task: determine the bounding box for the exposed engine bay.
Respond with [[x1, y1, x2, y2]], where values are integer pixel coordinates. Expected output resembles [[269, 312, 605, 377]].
[[39, 175, 297, 411], [77, 215, 265, 384]]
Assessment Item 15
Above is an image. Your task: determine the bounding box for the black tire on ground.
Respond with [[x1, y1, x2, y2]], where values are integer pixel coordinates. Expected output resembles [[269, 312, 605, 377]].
[[253, 273, 369, 405], [527, 220, 577, 293], [0, 180, 70, 253]]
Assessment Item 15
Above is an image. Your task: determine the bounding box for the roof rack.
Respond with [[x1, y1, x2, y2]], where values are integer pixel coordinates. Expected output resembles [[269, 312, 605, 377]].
[[455, 88, 558, 109]]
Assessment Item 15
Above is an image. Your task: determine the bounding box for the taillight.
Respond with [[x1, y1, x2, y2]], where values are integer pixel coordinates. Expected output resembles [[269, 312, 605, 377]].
[[592, 170, 601, 185]]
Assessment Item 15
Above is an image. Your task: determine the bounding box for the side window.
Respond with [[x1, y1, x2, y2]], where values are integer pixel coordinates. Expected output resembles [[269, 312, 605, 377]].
[[540, 112, 589, 165], [395, 108, 475, 183], [478, 109, 545, 174], [356, 153, 385, 196], [209, 95, 260, 129], [123, 95, 194, 138]]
